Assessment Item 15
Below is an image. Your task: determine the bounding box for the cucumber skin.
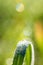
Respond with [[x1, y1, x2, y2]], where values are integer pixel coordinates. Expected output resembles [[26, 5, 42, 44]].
[[12, 45, 26, 65]]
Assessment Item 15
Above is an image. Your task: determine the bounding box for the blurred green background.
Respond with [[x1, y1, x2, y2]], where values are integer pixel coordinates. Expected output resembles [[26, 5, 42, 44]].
[[0, 0, 43, 65]]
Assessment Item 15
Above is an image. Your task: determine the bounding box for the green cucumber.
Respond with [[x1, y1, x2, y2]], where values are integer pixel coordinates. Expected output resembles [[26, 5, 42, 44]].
[[12, 40, 35, 65]]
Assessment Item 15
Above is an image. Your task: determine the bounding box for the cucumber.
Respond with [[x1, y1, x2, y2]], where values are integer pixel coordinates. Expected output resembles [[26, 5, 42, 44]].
[[12, 40, 35, 65]]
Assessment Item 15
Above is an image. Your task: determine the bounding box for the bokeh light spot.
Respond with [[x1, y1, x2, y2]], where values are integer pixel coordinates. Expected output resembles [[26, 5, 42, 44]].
[[6, 58, 13, 65], [16, 3, 24, 12]]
